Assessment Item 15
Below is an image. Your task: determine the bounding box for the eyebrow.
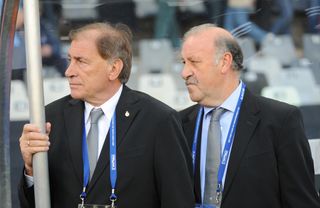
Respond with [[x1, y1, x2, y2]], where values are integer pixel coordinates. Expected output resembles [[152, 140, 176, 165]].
[[187, 56, 201, 61], [68, 54, 87, 62]]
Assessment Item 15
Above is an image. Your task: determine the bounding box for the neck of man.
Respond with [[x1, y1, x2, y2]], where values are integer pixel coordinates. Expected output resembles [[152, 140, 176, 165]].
[[203, 74, 240, 108], [87, 81, 122, 107]]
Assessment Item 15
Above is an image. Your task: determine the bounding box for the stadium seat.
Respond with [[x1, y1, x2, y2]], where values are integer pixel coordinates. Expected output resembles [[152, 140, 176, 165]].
[[139, 39, 174, 73], [236, 37, 256, 67], [269, 67, 317, 87], [173, 90, 195, 111], [261, 34, 297, 67], [303, 34, 320, 64], [246, 55, 282, 82], [61, 0, 98, 21], [133, 0, 158, 18], [43, 77, 70, 105], [137, 73, 177, 107], [10, 80, 29, 121], [308, 138, 320, 191], [261, 85, 301, 106], [309, 138, 320, 175], [267, 67, 320, 105], [170, 62, 187, 90], [241, 71, 268, 95], [309, 62, 320, 85], [300, 105, 320, 139]]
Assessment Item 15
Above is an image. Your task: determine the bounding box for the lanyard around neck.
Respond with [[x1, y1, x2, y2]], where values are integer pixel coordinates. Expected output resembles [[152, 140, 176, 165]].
[[191, 82, 246, 204], [80, 112, 118, 207]]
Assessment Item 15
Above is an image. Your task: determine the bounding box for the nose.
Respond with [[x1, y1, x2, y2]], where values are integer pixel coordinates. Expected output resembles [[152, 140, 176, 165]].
[[64, 61, 74, 78], [181, 63, 192, 81]]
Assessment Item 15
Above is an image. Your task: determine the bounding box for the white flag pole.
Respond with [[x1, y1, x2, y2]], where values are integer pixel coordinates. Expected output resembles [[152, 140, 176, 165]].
[[23, 0, 51, 207]]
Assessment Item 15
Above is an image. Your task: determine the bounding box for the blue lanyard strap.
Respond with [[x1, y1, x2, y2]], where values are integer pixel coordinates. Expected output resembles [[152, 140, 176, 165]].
[[80, 119, 90, 204], [192, 106, 203, 172], [215, 83, 245, 202], [80, 112, 118, 206], [109, 114, 117, 205], [191, 82, 246, 203]]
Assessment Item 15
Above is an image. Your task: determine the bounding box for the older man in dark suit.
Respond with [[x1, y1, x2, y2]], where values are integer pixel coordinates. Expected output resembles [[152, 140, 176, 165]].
[[179, 23, 320, 208], [18, 22, 194, 208]]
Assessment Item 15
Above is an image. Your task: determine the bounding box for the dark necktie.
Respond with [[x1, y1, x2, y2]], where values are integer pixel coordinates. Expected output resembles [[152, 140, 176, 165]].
[[203, 108, 225, 207], [87, 108, 104, 180]]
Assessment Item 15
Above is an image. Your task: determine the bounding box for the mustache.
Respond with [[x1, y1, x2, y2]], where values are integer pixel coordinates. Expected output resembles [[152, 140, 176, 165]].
[[185, 76, 198, 85]]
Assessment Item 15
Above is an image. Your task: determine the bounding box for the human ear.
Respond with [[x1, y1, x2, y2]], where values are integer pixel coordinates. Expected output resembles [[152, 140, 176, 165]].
[[108, 58, 123, 80], [221, 52, 232, 74]]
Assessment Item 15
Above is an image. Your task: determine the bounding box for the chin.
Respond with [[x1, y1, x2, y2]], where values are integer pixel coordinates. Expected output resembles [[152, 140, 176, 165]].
[[70, 92, 83, 100], [189, 95, 200, 103]]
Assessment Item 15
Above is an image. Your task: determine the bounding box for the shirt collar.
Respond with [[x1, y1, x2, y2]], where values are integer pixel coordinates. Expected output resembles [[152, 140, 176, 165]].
[[84, 84, 123, 123]]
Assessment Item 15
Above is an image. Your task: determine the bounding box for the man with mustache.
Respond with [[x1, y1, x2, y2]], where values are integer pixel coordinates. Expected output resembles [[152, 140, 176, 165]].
[[179, 23, 320, 208]]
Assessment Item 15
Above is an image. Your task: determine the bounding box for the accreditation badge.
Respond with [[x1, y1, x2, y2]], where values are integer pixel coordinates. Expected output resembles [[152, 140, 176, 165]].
[[78, 204, 115, 208], [195, 204, 217, 208]]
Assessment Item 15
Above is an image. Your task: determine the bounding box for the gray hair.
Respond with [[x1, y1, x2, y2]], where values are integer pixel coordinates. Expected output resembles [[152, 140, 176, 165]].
[[183, 23, 243, 71]]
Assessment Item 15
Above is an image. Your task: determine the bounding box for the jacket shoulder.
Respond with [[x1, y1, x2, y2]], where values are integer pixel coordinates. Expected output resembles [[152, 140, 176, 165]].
[[179, 104, 199, 122], [127, 89, 177, 114]]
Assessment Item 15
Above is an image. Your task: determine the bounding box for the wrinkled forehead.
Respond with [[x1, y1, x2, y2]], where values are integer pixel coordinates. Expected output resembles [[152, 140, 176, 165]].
[[68, 35, 99, 58], [71, 29, 102, 49], [72, 29, 101, 42], [181, 33, 215, 58]]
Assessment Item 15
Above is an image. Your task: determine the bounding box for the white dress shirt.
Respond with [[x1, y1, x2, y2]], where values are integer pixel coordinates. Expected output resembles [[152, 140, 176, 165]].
[[84, 85, 123, 158], [25, 85, 123, 186]]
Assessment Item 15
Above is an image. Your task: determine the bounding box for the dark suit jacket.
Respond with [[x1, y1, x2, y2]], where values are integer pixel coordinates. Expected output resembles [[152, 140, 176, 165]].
[[19, 86, 195, 208], [180, 89, 320, 208]]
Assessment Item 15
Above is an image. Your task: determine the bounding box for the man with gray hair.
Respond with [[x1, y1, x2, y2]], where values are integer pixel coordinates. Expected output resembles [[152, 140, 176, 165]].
[[179, 23, 320, 208]]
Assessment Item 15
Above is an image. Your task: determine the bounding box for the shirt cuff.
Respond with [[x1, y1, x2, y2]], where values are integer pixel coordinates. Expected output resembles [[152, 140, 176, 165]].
[[24, 171, 34, 188]]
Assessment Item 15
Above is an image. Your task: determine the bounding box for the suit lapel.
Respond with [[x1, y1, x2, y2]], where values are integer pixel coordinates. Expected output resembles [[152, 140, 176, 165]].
[[88, 86, 141, 192], [114, 88, 140, 148], [64, 98, 85, 185], [183, 105, 200, 148], [222, 90, 260, 200], [182, 105, 202, 202]]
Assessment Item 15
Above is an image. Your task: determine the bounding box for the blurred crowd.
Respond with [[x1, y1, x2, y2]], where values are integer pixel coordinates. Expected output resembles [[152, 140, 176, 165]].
[[7, 0, 320, 81]]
